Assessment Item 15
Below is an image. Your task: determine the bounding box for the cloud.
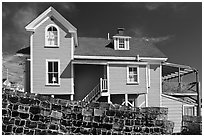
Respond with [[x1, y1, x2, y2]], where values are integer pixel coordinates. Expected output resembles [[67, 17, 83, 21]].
[[147, 36, 172, 43], [144, 2, 188, 11], [126, 27, 146, 38], [122, 2, 188, 12]]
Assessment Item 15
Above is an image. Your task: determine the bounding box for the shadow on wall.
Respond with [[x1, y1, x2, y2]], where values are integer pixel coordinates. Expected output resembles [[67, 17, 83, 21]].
[[60, 62, 72, 78]]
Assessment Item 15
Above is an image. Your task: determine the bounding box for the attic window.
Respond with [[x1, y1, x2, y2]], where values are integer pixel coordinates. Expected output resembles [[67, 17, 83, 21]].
[[113, 37, 130, 50], [119, 38, 125, 49], [45, 24, 60, 47]]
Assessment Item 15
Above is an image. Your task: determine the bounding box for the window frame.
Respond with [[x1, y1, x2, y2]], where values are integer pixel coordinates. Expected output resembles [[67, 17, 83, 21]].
[[46, 59, 60, 86], [183, 104, 196, 116], [118, 38, 125, 49], [45, 24, 60, 47], [113, 36, 130, 50], [127, 66, 139, 84]]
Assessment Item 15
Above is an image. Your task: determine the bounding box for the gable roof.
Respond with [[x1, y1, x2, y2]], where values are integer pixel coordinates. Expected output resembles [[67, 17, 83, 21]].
[[75, 37, 167, 58], [25, 6, 76, 32], [25, 6, 78, 46]]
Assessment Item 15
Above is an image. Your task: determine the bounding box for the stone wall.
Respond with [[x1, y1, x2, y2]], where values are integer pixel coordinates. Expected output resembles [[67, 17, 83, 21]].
[[181, 115, 202, 135], [2, 89, 174, 135]]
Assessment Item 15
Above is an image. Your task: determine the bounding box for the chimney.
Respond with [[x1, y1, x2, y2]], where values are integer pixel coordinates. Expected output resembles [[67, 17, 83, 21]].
[[107, 33, 110, 40], [117, 28, 125, 35]]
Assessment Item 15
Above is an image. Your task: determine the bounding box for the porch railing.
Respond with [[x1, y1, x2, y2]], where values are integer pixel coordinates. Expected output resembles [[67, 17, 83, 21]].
[[82, 84, 101, 103], [162, 81, 197, 93], [100, 78, 108, 91]]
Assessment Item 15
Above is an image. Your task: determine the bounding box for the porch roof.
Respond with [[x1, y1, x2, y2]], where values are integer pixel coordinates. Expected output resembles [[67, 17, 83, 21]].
[[162, 62, 196, 81]]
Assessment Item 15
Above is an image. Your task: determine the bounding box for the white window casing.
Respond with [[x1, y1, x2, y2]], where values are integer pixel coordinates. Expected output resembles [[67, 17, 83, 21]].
[[46, 59, 60, 86], [113, 37, 130, 50], [45, 24, 60, 47], [127, 66, 139, 84]]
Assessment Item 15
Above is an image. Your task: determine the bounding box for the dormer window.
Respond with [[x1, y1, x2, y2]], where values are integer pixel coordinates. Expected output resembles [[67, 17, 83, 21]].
[[119, 38, 125, 49], [45, 24, 59, 47], [113, 28, 131, 50]]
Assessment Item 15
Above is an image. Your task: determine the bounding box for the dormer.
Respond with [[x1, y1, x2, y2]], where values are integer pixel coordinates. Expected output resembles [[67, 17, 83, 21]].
[[113, 28, 131, 50]]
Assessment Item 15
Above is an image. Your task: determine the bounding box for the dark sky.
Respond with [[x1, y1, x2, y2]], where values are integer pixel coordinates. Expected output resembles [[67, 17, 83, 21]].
[[2, 2, 202, 82]]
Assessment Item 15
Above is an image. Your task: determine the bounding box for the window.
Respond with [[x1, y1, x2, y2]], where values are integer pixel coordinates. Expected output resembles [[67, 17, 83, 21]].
[[119, 38, 125, 49], [113, 37, 130, 50], [183, 105, 195, 116], [45, 24, 59, 47], [127, 66, 139, 84], [46, 60, 60, 85]]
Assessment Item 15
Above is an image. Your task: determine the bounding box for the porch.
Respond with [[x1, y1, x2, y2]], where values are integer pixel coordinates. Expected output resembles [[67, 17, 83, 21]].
[[162, 62, 201, 116]]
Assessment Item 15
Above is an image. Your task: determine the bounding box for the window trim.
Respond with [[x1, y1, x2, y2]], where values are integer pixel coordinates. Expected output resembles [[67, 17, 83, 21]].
[[113, 37, 130, 50], [45, 59, 60, 86], [45, 24, 60, 47], [127, 66, 139, 84], [183, 104, 196, 116]]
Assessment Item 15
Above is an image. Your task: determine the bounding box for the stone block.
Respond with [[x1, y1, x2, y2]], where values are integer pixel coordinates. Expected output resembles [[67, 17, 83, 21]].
[[51, 117, 61, 124], [3, 117, 15, 125], [102, 123, 112, 130], [15, 119, 26, 126], [19, 112, 30, 119], [73, 106, 82, 113], [8, 95, 19, 103], [17, 105, 30, 113], [11, 111, 19, 117], [93, 116, 103, 123], [62, 106, 72, 114], [29, 106, 41, 114], [82, 108, 93, 116], [40, 101, 50, 109], [82, 121, 92, 128], [50, 110, 62, 119], [15, 127, 24, 134], [49, 124, 59, 130], [83, 115, 92, 122], [76, 113, 83, 120], [125, 119, 134, 126], [19, 97, 31, 104], [13, 104, 19, 111], [3, 124, 13, 133], [61, 119, 72, 127], [49, 97, 59, 104], [73, 120, 82, 127], [71, 113, 77, 119], [37, 122, 47, 129], [80, 127, 91, 135], [30, 114, 40, 121], [40, 108, 51, 116], [52, 104, 61, 111], [30, 99, 41, 106], [2, 102, 8, 109], [23, 128, 34, 135], [59, 125, 68, 133], [133, 125, 142, 132], [112, 122, 123, 131], [89, 102, 100, 108], [26, 120, 37, 128]]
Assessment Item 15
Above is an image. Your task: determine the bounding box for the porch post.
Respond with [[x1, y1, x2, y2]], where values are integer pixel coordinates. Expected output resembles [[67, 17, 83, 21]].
[[108, 94, 111, 103], [195, 70, 201, 116], [70, 94, 74, 101], [125, 94, 128, 106]]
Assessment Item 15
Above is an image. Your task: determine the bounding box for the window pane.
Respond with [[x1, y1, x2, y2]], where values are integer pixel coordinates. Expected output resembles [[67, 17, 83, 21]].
[[133, 75, 137, 82], [54, 62, 58, 72], [53, 73, 58, 84], [48, 62, 53, 72], [48, 73, 53, 84]]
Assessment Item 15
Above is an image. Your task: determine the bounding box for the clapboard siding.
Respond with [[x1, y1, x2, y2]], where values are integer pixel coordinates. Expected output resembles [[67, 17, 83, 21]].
[[109, 64, 147, 94], [148, 64, 161, 107], [32, 17, 72, 94], [162, 95, 183, 133]]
